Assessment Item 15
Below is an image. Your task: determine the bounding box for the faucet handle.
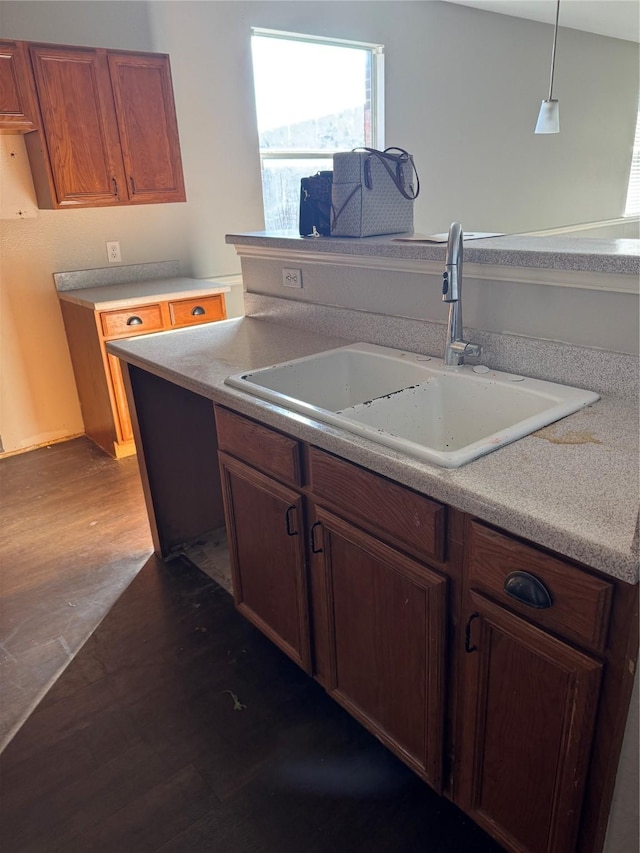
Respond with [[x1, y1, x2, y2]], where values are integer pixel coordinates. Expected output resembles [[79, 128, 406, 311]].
[[463, 342, 482, 360], [445, 340, 482, 366]]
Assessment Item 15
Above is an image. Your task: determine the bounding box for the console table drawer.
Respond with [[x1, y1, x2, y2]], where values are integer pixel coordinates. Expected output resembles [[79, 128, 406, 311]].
[[100, 304, 163, 338], [169, 294, 226, 327]]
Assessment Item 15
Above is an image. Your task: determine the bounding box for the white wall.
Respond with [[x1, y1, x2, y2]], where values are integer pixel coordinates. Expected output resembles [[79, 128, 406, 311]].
[[0, 1, 196, 453], [0, 0, 637, 453], [148, 0, 638, 238], [238, 254, 640, 354]]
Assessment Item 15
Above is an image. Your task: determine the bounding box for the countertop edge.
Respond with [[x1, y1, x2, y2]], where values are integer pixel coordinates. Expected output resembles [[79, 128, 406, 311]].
[[225, 231, 640, 276], [58, 282, 231, 311], [107, 319, 639, 585]]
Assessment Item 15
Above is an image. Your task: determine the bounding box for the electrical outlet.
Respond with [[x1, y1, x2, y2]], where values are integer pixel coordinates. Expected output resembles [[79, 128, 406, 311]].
[[106, 241, 121, 263], [282, 268, 302, 288]]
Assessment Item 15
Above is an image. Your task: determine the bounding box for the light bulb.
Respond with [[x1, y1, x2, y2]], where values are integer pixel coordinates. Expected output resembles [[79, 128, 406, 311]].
[[535, 99, 560, 134]]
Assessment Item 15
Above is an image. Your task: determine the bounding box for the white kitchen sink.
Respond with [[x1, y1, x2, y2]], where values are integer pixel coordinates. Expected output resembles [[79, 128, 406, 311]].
[[225, 343, 600, 468]]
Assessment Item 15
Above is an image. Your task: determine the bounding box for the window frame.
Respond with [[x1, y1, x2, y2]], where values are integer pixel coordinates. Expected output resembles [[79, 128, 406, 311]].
[[251, 28, 385, 229], [624, 101, 640, 218]]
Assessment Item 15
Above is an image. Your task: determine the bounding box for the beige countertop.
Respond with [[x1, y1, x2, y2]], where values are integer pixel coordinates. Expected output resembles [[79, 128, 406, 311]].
[[57, 277, 231, 311], [108, 316, 639, 585]]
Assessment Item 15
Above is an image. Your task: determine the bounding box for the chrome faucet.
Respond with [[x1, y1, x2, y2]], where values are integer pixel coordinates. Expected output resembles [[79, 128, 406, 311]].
[[441, 222, 481, 366]]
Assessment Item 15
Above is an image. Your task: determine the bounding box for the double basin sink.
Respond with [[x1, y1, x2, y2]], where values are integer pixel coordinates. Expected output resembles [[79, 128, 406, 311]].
[[225, 343, 599, 468]]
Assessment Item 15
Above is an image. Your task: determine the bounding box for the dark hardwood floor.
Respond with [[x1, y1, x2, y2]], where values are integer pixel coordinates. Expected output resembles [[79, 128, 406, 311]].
[[0, 438, 503, 852]]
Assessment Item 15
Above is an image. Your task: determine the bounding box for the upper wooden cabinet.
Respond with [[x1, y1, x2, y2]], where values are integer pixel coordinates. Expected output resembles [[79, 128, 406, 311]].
[[27, 45, 126, 207], [24, 43, 185, 208], [107, 52, 185, 203], [0, 40, 38, 131]]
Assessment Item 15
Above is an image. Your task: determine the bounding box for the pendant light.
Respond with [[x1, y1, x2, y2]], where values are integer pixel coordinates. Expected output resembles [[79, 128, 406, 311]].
[[535, 0, 561, 134]]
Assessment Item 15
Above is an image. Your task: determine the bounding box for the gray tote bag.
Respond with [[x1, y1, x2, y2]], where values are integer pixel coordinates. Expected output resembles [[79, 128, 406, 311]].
[[331, 147, 420, 237]]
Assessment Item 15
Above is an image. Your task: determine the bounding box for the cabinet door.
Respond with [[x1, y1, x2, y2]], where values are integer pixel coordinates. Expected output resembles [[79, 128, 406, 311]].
[[29, 46, 126, 206], [457, 591, 602, 853], [107, 53, 185, 204], [219, 452, 311, 673], [107, 354, 134, 445], [0, 40, 38, 131], [315, 506, 447, 792]]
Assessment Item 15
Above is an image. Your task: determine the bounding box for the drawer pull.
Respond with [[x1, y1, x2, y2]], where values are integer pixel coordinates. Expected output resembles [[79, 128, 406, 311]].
[[504, 571, 552, 609], [465, 612, 480, 653], [191, 306, 206, 316], [126, 316, 143, 326], [310, 521, 323, 554], [285, 505, 299, 537]]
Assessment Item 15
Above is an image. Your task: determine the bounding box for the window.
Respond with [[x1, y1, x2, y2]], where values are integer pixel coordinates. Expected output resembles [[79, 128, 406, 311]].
[[251, 28, 384, 231], [624, 102, 640, 217]]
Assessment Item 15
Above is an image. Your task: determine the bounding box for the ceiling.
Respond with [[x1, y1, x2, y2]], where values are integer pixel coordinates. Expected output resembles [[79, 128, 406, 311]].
[[441, 0, 640, 42]]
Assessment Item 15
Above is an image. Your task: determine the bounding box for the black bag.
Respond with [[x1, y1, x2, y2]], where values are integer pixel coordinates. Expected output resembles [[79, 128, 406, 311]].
[[299, 171, 333, 236]]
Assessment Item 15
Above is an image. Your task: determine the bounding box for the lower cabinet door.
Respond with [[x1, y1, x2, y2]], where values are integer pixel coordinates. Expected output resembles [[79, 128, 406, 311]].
[[219, 453, 311, 673], [107, 353, 134, 444], [315, 506, 447, 793], [457, 591, 603, 853]]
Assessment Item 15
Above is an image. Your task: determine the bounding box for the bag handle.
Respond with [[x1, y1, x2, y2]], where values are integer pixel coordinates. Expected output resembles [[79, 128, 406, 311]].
[[354, 146, 420, 200]]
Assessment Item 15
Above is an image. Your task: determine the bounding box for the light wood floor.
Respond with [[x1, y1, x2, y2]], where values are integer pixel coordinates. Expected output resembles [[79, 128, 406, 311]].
[[0, 437, 153, 750]]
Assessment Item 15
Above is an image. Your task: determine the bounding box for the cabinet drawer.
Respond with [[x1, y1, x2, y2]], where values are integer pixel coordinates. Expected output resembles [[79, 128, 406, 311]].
[[309, 447, 446, 564], [215, 407, 302, 487], [169, 294, 225, 327], [467, 521, 613, 651], [100, 304, 163, 338]]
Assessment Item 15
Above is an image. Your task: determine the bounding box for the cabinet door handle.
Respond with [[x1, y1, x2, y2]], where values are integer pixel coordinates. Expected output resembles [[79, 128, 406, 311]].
[[310, 521, 323, 553], [504, 571, 552, 609], [465, 611, 480, 653], [112, 177, 118, 197], [285, 505, 299, 536], [191, 306, 206, 316], [126, 316, 143, 326], [130, 176, 136, 194]]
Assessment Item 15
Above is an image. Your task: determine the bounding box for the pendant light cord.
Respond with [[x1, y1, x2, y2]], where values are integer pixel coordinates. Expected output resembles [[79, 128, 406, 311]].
[[547, 0, 560, 100]]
